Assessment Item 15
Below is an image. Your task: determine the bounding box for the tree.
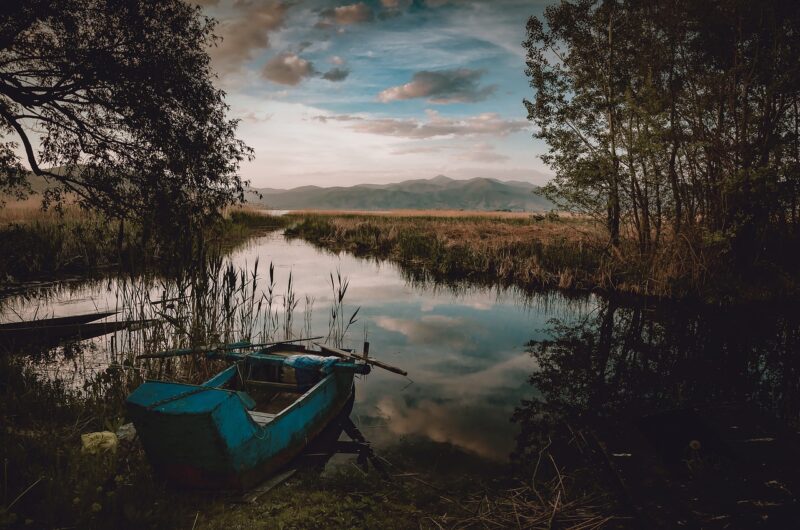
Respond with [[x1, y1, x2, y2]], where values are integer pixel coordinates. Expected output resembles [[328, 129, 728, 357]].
[[524, 0, 628, 248], [0, 0, 252, 229], [524, 0, 800, 263]]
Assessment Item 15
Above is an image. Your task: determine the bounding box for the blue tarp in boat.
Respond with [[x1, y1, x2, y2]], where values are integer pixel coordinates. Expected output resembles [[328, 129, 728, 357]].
[[283, 354, 339, 386]]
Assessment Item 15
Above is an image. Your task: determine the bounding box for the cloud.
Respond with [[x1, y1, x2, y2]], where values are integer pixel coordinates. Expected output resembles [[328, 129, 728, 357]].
[[379, 0, 411, 17], [238, 111, 273, 123], [322, 67, 350, 82], [208, 2, 287, 74], [373, 395, 511, 460], [378, 0, 411, 20], [425, 0, 472, 6], [457, 142, 509, 163], [319, 2, 374, 26], [329, 55, 345, 65], [378, 68, 495, 104], [381, 0, 411, 8], [315, 109, 527, 139], [389, 141, 508, 163], [312, 114, 364, 123], [374, 315, 470, 350], [390, 145, 446, 155], [262, 53, 314, 85]]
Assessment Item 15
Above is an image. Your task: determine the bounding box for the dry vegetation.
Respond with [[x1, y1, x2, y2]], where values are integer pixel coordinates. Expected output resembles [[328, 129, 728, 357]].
[[290, 208, 556, 219], [283, 211, 786, 300], [0, 197, 78, 224], [0, 199, 286, 285], [285, 212, 597, 290], [1, 255, 621, 529]]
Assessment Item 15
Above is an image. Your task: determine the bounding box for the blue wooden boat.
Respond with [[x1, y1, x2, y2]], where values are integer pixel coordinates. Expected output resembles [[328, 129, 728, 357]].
[[126, 344, 370, 489]]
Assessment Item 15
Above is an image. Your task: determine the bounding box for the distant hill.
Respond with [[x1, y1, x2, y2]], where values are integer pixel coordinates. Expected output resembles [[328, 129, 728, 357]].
[[247, 175, 553, 211]]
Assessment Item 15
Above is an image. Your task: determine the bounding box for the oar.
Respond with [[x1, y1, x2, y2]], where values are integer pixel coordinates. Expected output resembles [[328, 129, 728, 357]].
[[136, 336, 324, 360], [313, 342, 408, 377], [234, 336, 323, 351], [136, 341, 250, 360]]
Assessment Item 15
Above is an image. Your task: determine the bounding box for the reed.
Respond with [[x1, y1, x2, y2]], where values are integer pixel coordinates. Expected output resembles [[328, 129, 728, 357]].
[[302, 294, 315, 349], [282, 271, 299, 340], [285, 213, 604, 294], [0, 202, 288, 285], [258, 262, 279, 344], [326, 269, 360, 348], [283, 211, 791, 300], [0, 251, 371, 527]]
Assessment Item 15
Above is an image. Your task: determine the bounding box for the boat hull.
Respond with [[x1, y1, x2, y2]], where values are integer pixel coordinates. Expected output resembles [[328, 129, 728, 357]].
[[127, 367, 355, 490]]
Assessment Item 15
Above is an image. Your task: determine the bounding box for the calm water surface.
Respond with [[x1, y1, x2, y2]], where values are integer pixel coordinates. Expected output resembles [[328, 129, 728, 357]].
[[4, 232, 799, 473]]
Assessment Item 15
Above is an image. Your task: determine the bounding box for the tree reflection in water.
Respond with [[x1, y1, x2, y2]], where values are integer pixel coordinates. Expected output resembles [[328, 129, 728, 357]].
[[513, 297, 800, 465]]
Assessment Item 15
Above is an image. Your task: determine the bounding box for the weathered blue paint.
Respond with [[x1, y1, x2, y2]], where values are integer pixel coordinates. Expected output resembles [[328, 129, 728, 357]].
[[126, 349, 369, 489]]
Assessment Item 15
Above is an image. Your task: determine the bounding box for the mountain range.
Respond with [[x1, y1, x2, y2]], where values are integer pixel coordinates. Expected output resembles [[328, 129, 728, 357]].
[[247, 175, 553, 211]]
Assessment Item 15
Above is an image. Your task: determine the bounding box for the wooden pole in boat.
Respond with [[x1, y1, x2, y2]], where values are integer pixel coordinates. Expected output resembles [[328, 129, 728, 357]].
[[136, 342, 249, 360], [231, 336, 324, 351], [136, 336, 324, 360], [313, 342, 407, 377]]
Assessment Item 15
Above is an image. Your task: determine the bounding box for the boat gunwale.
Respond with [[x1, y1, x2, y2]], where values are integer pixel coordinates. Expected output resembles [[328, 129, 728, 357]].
[[127, 350, 360, 489], [133, 358, 353, 430]]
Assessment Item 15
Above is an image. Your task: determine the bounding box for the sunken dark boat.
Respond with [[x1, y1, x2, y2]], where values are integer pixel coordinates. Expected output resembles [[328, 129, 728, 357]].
[[0, 311, 128, 352], [126, 344, 371, 490]]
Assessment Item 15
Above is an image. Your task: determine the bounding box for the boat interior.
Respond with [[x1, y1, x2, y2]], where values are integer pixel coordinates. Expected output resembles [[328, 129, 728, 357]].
[[208, 346, 330, 426]]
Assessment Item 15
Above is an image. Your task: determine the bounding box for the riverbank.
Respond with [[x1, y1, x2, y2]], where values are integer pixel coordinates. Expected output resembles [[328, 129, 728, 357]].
[[4, 216, 798, 527], [0, 313, 614, 529], [283, 212, 799, 302], [0, 206, 287, 288], [0, 224, 624, 528]]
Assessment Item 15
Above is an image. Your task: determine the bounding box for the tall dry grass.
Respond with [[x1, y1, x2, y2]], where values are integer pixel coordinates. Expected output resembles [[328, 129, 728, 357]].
[[0, 200, 287, 284], [283, 212, 768, 299], [285, 213, 603, 291], [0, 254, 366, 529]]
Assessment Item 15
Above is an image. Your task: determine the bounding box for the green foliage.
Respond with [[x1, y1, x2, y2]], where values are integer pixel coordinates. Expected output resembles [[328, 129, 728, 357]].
[[0, 209, 285, 284], [525, 0, 800, 265], [0, 0, 252, 227], [0, 216, 137, 281]]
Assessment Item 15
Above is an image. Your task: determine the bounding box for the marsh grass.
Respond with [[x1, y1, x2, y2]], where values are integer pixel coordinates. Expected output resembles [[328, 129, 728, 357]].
[[326, 269, 360, 348], [0, 252, 369, 528], [0, 202, 288, 285], [0, 208, 134, 282], [285, 213, 604, 294], [283, 212, 788, 300], [115, 256, 331, 384]]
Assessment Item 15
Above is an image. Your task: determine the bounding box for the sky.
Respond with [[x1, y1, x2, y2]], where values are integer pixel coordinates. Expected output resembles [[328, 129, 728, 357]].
[[198, 0, 552, 189]]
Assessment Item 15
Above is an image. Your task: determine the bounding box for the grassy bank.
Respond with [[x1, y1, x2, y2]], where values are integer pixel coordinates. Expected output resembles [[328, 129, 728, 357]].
[[285, 212, 602, 291], [0, 205, 287, 287], [0, 255, 616, 528], [0, 358, 613, 529], [283, 212, 799, 301]]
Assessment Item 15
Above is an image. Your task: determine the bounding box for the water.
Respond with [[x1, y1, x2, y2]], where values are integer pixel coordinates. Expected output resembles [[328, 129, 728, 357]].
[[3, 231, 800, 475]]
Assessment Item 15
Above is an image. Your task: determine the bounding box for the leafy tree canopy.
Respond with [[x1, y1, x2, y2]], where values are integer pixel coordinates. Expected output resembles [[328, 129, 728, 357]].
[[525, 0, 800, 259], [0, 0, 252, 227]]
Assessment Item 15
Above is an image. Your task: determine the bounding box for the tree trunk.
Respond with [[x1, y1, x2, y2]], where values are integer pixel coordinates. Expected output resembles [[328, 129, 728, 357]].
[[606, 8, 621, 248]]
